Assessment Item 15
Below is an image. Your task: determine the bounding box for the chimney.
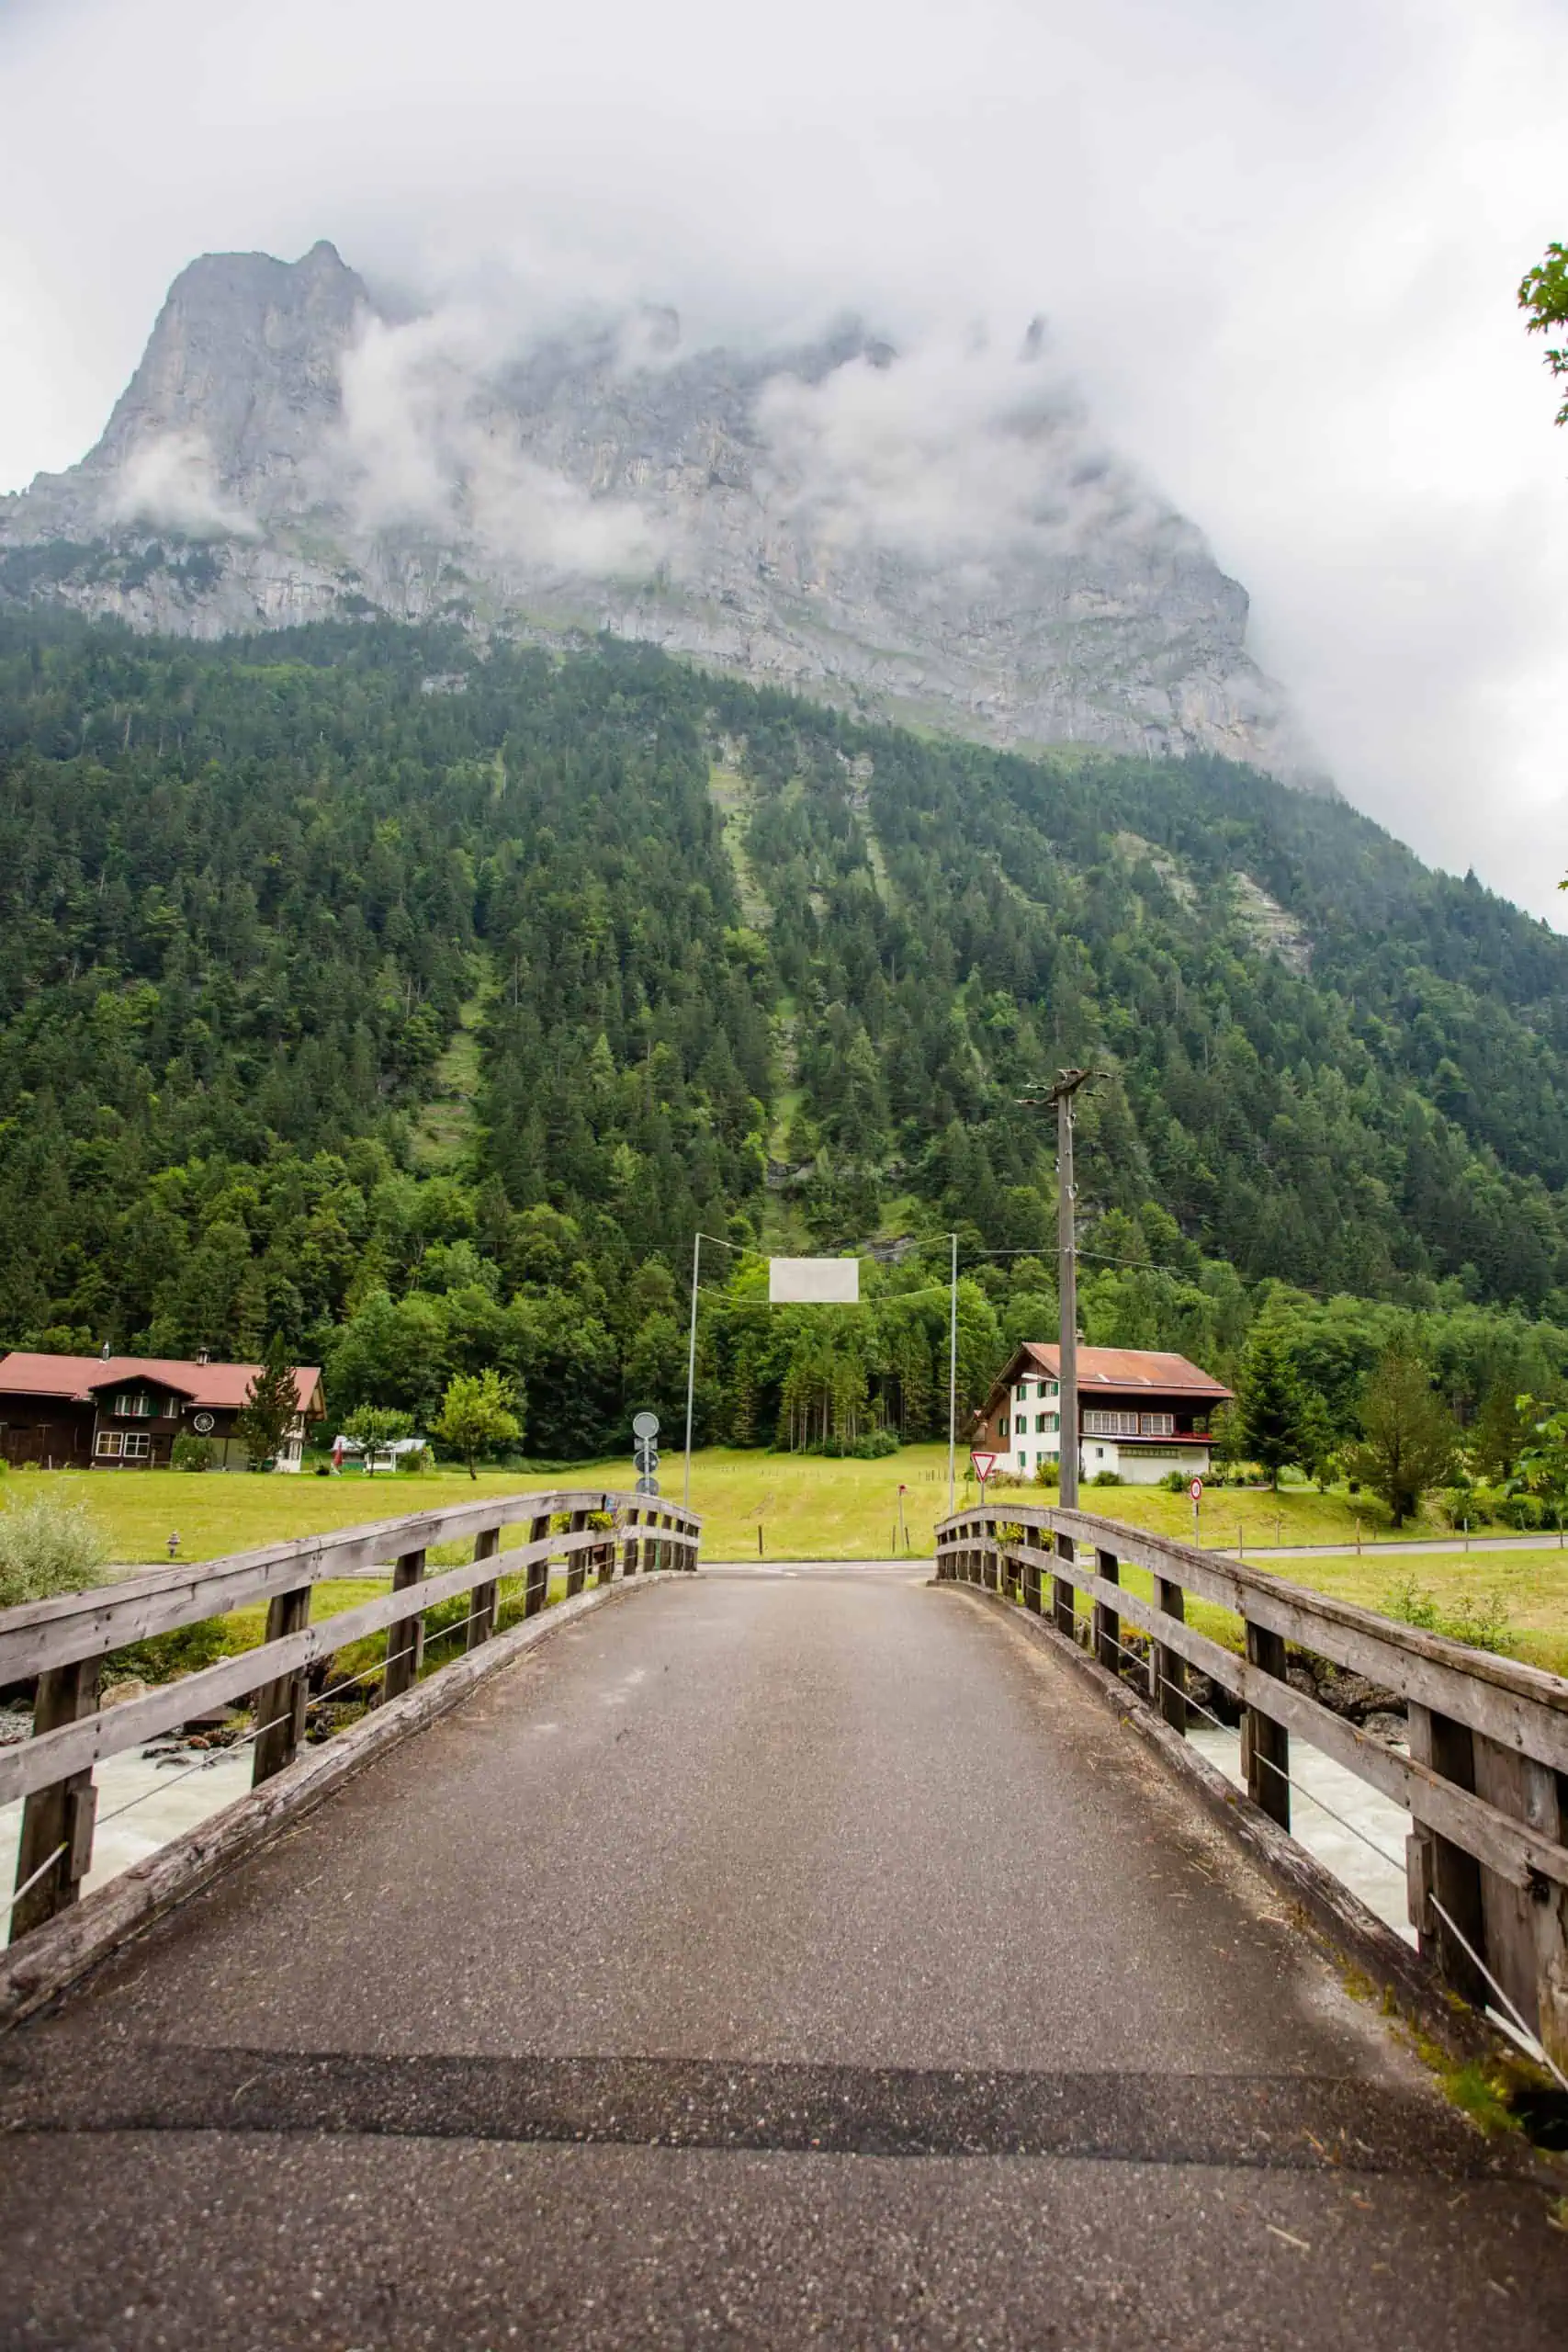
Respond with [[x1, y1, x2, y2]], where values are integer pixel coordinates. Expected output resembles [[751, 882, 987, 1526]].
[[197, 1348, 210, 1366]]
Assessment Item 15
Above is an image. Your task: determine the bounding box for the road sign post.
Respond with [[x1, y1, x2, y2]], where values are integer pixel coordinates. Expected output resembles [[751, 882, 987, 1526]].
[[633, 1410, 660, 1497], [1189, 1474, 1202, 1544]]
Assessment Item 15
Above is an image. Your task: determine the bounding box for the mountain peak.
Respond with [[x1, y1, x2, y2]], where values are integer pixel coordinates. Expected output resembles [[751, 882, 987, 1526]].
[[0, 241, 1324, 786]]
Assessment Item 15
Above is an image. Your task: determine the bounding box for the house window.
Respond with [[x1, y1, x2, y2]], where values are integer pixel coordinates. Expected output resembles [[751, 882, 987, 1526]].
[[1084, 1409, 1140, 1438], [998, 1417, 1010, 1440], [1139, 1413, 1174, 1437], [1045, 1382, 1059, 1400], [165, 1395, 186, 1419], [96, 1430, 152, 1461], [113, 1391, 152, 1419]]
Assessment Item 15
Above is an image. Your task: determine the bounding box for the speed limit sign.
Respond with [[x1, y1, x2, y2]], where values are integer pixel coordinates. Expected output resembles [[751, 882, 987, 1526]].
[[1189, 1476, 1203, 1502]]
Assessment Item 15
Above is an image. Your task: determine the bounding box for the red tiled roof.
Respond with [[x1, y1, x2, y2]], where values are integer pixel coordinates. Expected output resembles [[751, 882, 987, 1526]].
[[0, 1353, 323, 1416], [987, 1342, 1232, 1408]]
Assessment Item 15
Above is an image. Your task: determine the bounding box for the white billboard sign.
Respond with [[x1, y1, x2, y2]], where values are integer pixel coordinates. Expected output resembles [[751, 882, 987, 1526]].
[[768, 1256, 861, 1305]]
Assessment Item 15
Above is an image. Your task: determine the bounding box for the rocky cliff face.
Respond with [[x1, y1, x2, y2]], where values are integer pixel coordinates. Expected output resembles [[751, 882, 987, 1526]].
[[0, 242, 1320, 780]]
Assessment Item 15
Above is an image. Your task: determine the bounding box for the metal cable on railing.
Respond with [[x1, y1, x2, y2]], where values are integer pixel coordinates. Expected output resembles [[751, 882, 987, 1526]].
[[4, 1840, 68, 1920], [303, 1590, 510, 1710], [1426, 1892, 1568, 2090], [93, 1705, 299, 1827]]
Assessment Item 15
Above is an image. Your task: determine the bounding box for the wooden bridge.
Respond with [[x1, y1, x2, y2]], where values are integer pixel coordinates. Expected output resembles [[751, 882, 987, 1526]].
[[2, 1489, 1566, 2348]]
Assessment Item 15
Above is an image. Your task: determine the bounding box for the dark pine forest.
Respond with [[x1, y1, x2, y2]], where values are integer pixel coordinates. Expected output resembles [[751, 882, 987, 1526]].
[[4, 613, 1568, 1458]]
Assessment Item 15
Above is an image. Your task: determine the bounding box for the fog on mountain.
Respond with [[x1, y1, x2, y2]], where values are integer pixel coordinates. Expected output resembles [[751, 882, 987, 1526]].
[[0, 240, 1321, 784]]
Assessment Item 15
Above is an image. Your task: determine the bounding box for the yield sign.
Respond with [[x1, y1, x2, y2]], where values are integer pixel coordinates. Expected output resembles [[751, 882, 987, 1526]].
[[970, 1450, 998, 1484]]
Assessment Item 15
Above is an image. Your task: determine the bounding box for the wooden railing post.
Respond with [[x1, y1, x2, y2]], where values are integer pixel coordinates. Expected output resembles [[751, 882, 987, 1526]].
[[1093, 1547, 1120, 1674], [982, 1513, 998, 1592], [467, 1525, 501, 1650], [1468, 1730, 1568, 2069], [524, 1513, 551, 1617], [1242, 1620, 1291, 1831], [381, 1547, 426, 1702], [1404, 1703, 1488, 2008], [252, 1584, 311, 1784], [622, 1510, 640, 1577], [596, 1520, 617, 1586], [12, 1660, 99, 1939], [1154, 1577, 1187, 1733], [1021, 1539, 1042, 1613], [1052, 1531, 1076, 1638], [564, 1509, 590, 1598]]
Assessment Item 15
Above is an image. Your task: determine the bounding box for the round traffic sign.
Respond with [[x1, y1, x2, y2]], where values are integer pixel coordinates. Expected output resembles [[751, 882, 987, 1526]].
[[632, 1410, 660, 1441], [1189, 1476, 1203, 1502]]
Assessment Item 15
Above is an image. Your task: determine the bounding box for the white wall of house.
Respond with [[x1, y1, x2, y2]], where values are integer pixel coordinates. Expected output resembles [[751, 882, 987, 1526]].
[[1079, 1440, 1211, 1487], [1000, 1379, 1211, 1484]]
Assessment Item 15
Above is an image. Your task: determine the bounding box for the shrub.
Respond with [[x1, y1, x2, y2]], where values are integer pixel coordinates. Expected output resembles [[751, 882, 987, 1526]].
[[1383, 1577, 1514, 1655], [1032, 1457, 1060, 1487], [396, 1445, 434, 1475], [1160, 1471, 1190, 1493], [0, 1492, 110, 1608], [171, 1432, 218, 1472], [1090, 1469, 1123, 1487], [1500, 1493, 1543, 1532]]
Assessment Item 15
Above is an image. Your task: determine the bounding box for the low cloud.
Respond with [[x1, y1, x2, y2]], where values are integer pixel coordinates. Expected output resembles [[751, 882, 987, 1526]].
[[110, 430, 260, 540], [335, 308, 660, 576], [755, 331, 1189, 575]]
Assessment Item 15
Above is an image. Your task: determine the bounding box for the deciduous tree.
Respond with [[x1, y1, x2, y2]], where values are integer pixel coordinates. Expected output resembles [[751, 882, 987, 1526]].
[[434, 1370, 524, 1479]]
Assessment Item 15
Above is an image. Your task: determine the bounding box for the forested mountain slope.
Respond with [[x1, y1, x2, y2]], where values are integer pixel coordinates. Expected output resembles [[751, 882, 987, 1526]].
[[2, 615, 1566, 1454]]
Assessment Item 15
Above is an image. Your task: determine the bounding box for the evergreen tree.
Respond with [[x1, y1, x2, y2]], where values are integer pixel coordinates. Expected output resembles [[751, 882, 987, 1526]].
[[1235, 1322, 1307, 1490], [234, 1337, 300, 1472], [1346, 1351, 1457, 1527], [1468, 1383, 1530, 1486]]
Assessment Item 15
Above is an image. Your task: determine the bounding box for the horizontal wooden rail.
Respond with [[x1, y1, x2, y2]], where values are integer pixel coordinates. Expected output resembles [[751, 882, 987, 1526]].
[[935, 1498, 1568, 2075], [5, 1489, 700, 1944], [0, 1488, 634, 1684]]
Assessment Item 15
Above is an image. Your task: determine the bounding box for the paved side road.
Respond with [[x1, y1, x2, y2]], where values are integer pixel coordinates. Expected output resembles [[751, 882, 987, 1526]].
[[1, 1571, 1563, 2349]]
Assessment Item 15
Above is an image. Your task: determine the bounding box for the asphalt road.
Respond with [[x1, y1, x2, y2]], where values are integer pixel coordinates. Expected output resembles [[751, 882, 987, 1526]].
[[2, 1570, 1563, 2349]]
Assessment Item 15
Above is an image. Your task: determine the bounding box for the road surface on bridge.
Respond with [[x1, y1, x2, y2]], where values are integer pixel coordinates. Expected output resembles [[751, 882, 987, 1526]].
[[2, 1566, 1562, 2348]]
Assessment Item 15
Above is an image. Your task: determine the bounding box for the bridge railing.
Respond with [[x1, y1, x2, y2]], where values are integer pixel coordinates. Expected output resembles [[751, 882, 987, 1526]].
[[4, 1488, 699, 1943], [935, 1498, 1568, 2074]]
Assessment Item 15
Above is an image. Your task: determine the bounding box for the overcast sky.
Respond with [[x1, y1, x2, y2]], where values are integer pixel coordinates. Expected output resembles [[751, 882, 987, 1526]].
[[3, 0, 1566, 918]]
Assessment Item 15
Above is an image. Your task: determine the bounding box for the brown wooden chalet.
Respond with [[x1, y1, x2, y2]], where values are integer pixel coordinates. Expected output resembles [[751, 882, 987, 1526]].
[[0, 1352, 325, 1471], [974, 1342, 1233, 1487]]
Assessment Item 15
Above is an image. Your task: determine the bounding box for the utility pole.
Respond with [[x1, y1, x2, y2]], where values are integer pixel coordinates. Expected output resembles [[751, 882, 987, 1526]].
[[683, 1229, 701, 1510], [947, 1231, 959, 1517], [1021, 1069, 1100, 1513]]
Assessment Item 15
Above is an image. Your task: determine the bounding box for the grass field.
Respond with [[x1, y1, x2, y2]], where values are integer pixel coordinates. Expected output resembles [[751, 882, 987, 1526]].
[[1, 1449, 1462, 1569], [6, 1451, 1564, 1678], [0, 1439, 1495, 1571]]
